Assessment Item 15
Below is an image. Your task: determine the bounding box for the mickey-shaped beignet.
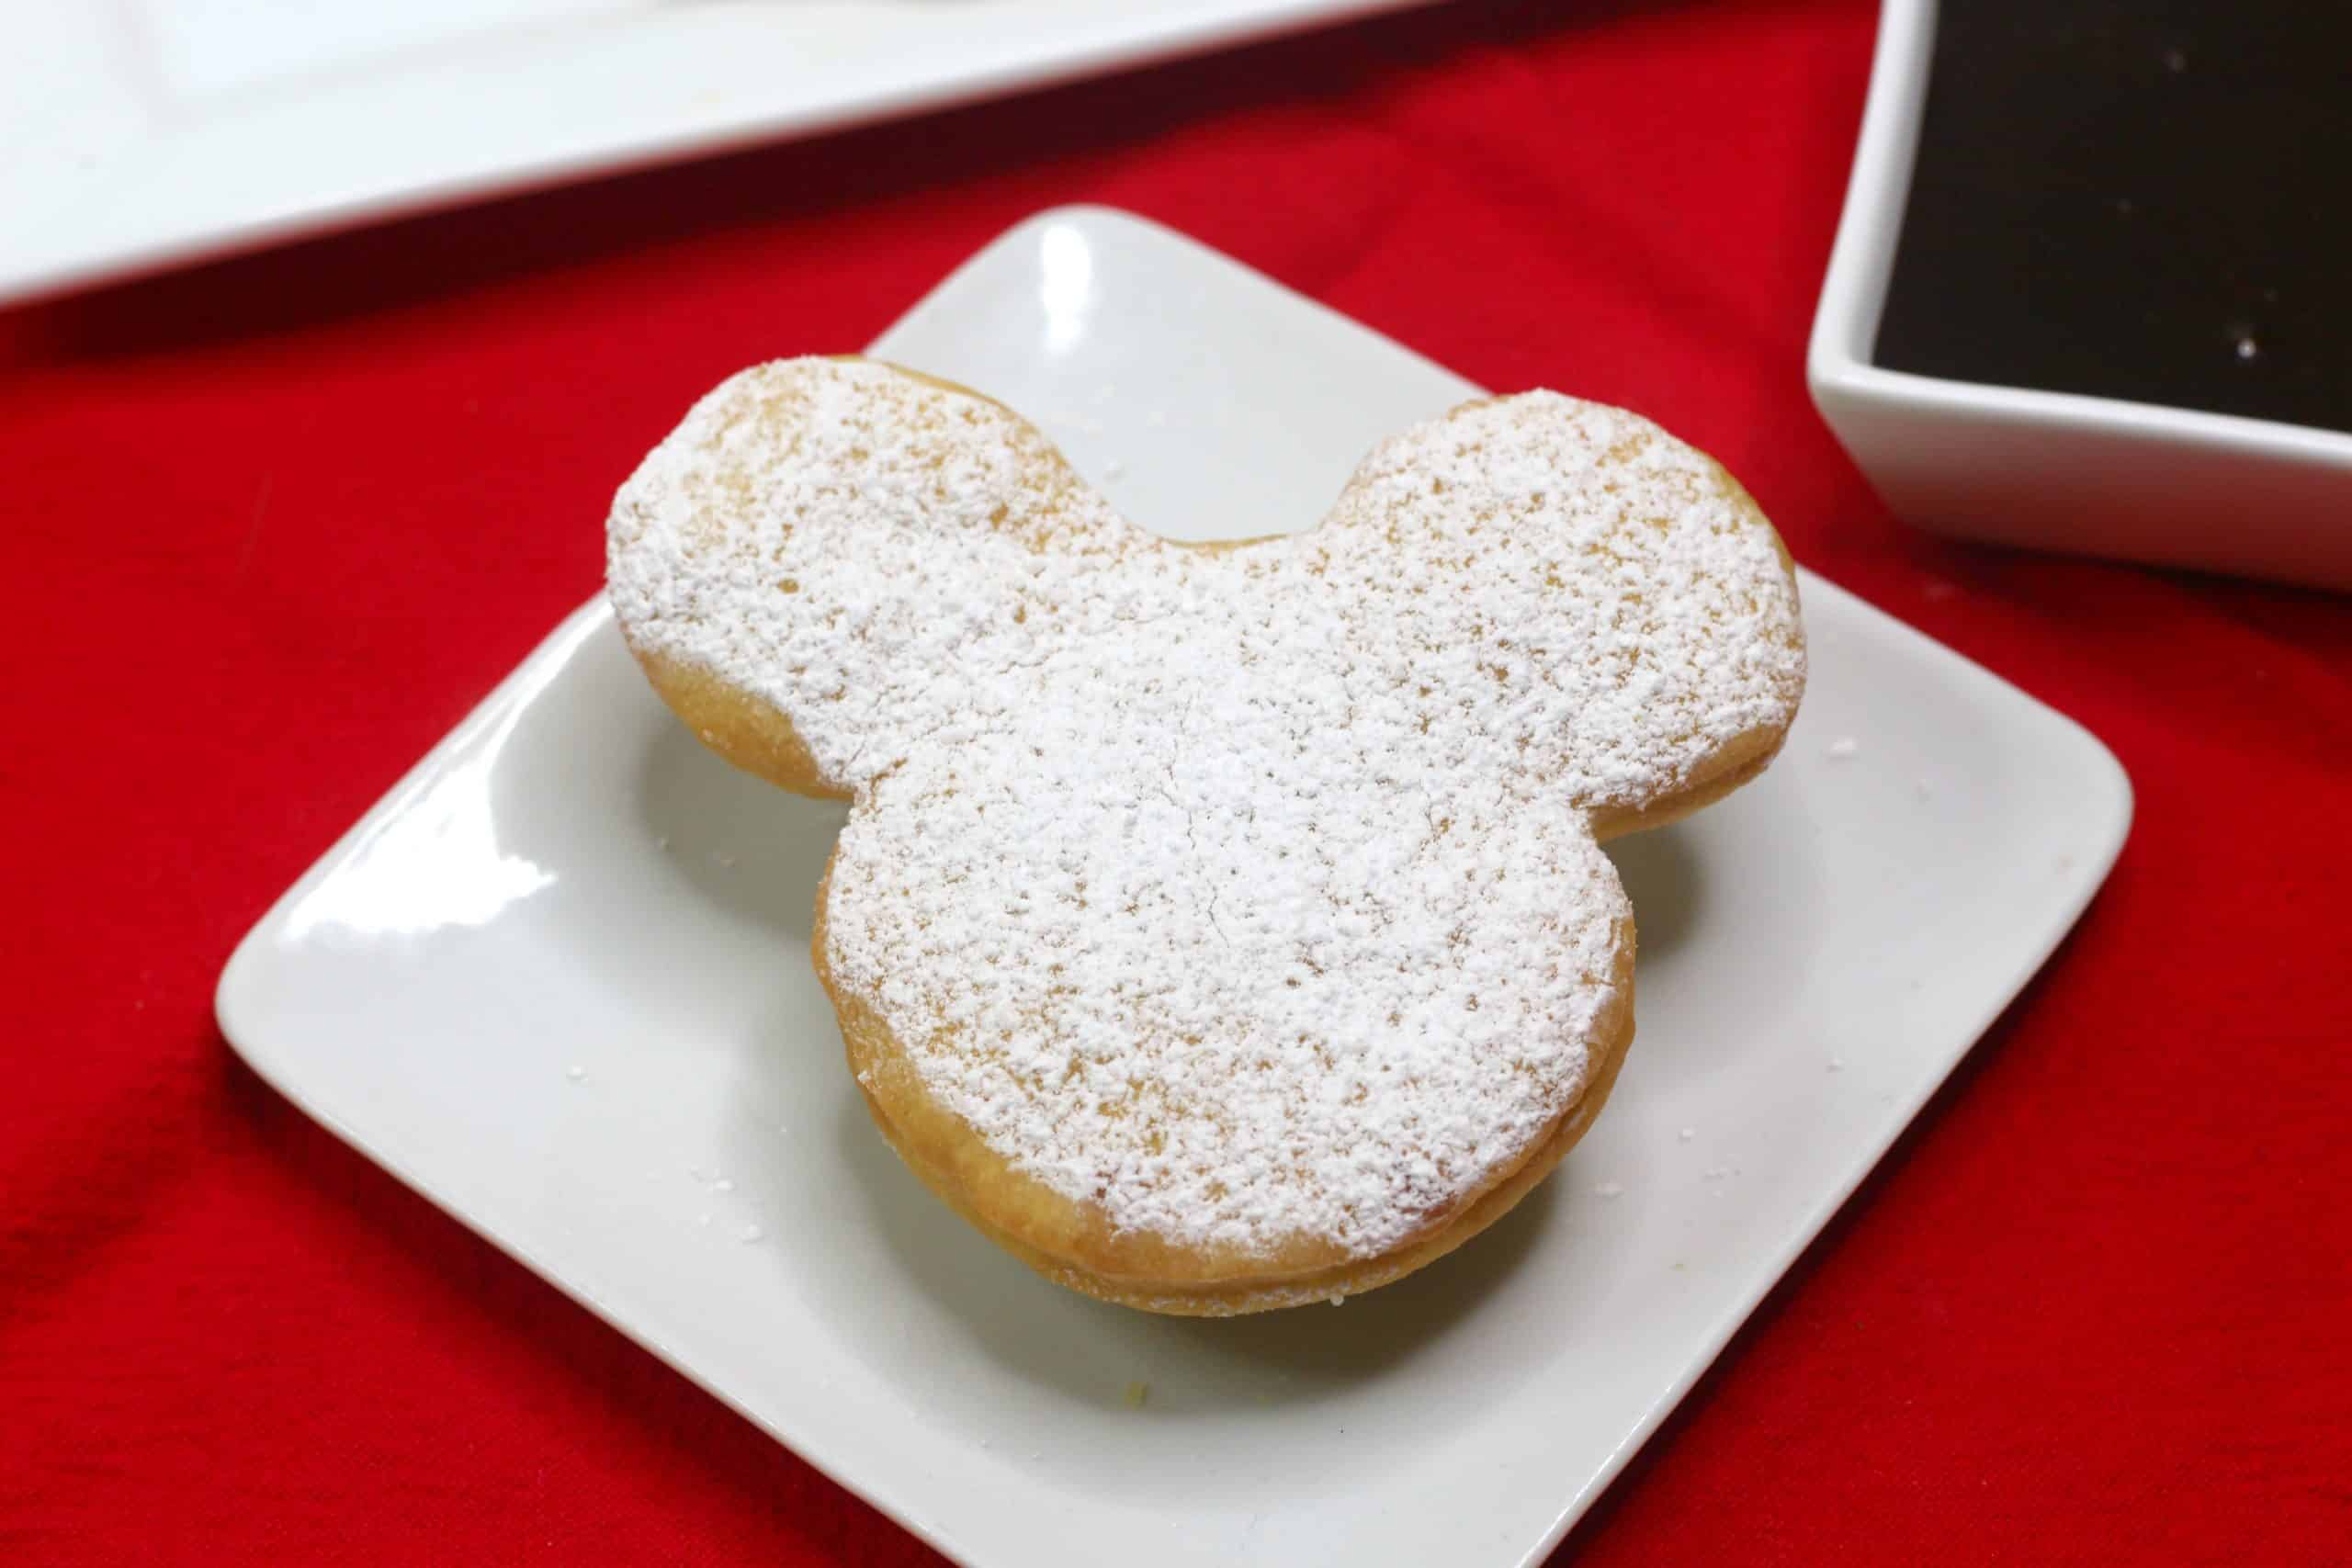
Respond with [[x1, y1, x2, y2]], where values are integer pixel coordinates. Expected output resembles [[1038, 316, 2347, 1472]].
[[608, 357, 1804, 1314]]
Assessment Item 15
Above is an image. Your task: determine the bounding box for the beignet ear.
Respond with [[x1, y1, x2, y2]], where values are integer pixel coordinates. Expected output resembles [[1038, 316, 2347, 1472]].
[[606, 356, 1150, 798], [1300, 391, 1804, 835]]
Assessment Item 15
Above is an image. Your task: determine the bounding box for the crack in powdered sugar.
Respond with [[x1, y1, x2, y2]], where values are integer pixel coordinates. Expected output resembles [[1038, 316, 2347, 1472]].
[[607, 360, 1803, 1259]]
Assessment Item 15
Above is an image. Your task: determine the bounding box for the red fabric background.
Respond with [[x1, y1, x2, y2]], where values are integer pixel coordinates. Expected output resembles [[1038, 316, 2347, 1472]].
[[4, 1, 2347, 1561]]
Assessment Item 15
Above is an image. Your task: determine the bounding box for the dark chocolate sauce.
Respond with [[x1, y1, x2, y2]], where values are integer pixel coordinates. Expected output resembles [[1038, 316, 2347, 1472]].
[[1874, 2, 2352, 434]]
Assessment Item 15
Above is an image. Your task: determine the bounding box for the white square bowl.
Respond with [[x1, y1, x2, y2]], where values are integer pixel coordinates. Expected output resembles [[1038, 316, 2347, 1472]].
[[220, 207, 2132, 1567], [1807, 0, 2352, 591]]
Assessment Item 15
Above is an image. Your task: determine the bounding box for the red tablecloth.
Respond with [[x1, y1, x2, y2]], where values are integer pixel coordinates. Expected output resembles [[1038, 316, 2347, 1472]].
[[5, 2, 2346, 1562]]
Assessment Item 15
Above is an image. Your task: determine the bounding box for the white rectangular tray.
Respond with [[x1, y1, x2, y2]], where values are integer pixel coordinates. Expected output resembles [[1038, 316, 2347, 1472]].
[[4, 0, 1419, 306], [219, 207, 2131, 1567]]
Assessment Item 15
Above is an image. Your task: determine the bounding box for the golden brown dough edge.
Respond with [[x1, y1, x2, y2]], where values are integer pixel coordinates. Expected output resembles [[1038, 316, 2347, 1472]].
[[628, 645, 850, 802]]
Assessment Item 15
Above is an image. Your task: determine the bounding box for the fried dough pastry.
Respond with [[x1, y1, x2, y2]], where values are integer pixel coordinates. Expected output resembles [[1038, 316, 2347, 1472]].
[[608, 357, 1804, 1314]]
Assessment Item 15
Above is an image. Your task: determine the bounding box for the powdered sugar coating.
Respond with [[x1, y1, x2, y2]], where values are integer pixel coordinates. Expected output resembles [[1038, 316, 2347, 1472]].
[[607, 359, 1803, 1260]]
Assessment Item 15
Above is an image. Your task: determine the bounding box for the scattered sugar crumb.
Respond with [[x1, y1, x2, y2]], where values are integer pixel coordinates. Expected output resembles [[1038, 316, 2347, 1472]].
[[739, 1224, 763, 1244], [1678, 1127, 1695, 1142], [1827, 1057, 1846, 1073], [1146, 410, 1168, 427], [696, 1213, 712, 1227], [566, 1065, 586, 1083], [1104, 457, 1126, 479], [686, 1165, 707, 1182], [1328, 1294, 1345, 1307], [1122, 1381, 1150, 1409], [714, 1178, 736, 1193], [1914, 779, 1933, 801], [1703, 1167, 1731, 1182], [714, 852, 738, 870], [1826, 737, 1860, 761], [1595, 1180, 1624, 1199], [653, 833, 671, 851]]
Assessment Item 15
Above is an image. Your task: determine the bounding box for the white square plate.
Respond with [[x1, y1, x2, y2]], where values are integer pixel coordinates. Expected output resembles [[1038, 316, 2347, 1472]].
[[3, 0, 1419, 306], [219, 207, 2132, 1567]]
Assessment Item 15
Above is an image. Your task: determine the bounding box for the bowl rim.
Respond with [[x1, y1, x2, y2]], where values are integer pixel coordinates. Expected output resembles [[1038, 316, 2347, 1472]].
[[1804, 0, 2352, 471]]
